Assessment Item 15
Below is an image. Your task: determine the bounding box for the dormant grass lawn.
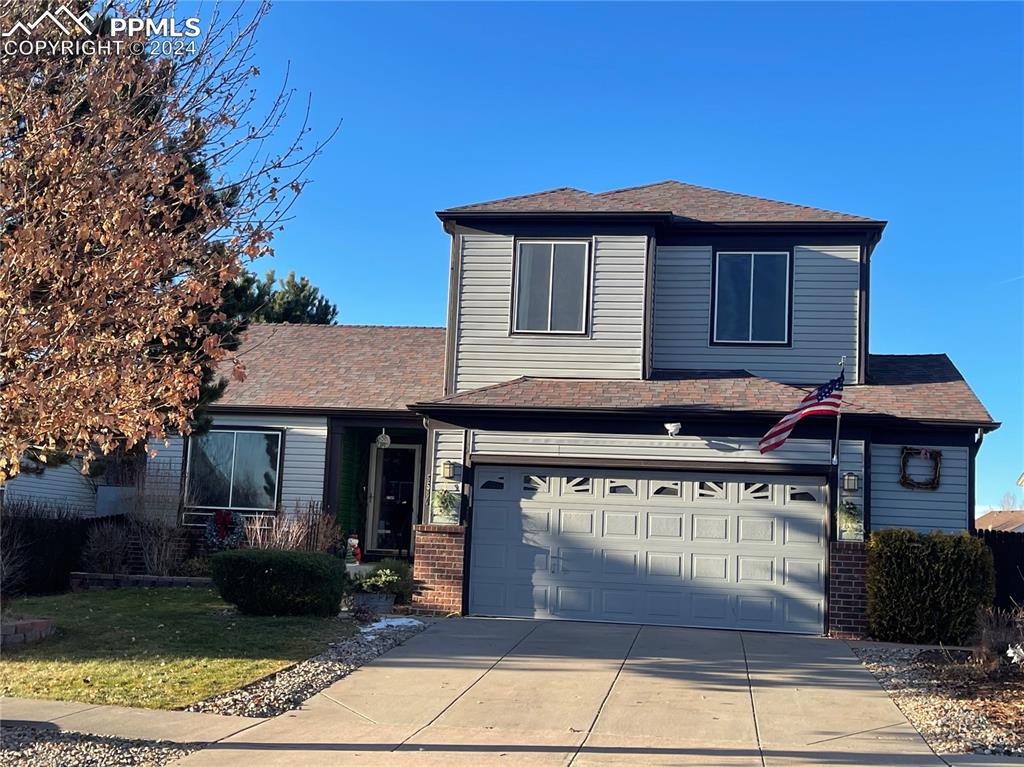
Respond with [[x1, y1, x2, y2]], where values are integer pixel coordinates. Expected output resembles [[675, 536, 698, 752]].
[[0, 587, 354, 710]]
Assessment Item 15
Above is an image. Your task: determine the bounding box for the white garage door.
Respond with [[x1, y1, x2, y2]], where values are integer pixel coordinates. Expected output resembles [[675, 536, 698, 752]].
[[469, 466, 827, 634]]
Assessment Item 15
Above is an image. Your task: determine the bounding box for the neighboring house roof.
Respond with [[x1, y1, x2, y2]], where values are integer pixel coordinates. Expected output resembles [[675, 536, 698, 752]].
[[215, 324, 446, 412], [975, 510, 1024, 532], [439, 180, 882, 224], [416, 354, 996, 428]]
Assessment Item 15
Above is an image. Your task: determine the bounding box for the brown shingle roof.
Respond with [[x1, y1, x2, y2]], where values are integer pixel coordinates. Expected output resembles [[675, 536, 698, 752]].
[[417, 354, 995, 427], [441, 180, 881, 224], [215, 324, 445, 412], [975, 510, 1024, 532]]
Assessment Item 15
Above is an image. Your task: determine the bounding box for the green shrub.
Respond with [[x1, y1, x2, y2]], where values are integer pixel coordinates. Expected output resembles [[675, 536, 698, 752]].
[[867, 529, 995, 644], [175, 556, 212, 578], [375, 558, 413, 603], [211, 549, 349, 616]]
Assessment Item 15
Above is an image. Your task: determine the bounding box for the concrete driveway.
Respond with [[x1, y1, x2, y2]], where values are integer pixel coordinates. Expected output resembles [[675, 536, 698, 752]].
[[179, 618, 943, 767]]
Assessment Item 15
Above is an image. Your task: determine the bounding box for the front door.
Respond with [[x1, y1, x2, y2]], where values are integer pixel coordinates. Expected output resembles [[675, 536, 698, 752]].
[[366, 444, 421, 553]]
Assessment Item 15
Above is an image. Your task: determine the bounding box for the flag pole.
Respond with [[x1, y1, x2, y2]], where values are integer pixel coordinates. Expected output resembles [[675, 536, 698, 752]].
[[831, 356, 846, 466]]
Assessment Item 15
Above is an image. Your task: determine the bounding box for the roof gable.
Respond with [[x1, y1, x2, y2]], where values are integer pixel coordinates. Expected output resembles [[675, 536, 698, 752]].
[[442, 180, 881, 224]]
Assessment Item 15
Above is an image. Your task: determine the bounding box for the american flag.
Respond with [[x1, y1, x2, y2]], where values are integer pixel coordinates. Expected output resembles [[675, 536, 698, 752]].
[[759, 371, 844, 454]]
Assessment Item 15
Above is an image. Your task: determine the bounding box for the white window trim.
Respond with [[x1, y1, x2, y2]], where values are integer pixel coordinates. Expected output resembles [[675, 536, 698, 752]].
[[712, 251, 791, 345], [184, 429, 283, 512], [511, 239, 591, 335]]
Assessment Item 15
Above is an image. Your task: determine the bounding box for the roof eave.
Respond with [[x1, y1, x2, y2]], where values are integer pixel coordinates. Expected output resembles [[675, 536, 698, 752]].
[[210, 403, 424, 419], [436, 210, 674, 223], [411, 402, 999, 432], [436, 209, 887, 229]]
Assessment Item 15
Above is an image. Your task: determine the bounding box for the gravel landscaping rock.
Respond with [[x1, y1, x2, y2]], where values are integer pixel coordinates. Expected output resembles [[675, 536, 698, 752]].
[[853, 645, 1024, 758], [0, 725, 200, 767], [186, 616, 428, 718]]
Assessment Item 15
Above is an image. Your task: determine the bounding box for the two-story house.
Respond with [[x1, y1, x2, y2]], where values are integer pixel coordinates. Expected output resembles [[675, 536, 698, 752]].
[[10, 180, 994, 638], [409, 180, 998, 638]]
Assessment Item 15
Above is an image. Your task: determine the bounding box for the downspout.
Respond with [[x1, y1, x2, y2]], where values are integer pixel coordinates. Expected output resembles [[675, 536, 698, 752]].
[[968, 428, 985, 533]]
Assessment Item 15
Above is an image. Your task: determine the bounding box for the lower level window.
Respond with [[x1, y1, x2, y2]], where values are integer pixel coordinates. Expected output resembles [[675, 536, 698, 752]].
[[185, 430, 281, 511]]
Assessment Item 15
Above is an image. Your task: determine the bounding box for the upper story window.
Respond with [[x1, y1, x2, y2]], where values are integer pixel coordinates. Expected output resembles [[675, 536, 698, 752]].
[[184, 429, 282, 511], [513, 241, 590, 334], [713, 252, 790, 344]]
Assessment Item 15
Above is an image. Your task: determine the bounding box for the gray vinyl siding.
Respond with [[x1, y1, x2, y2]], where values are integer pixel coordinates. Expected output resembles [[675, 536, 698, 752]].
[[469, 430, 836, 467], [452, 234, 646, 393], [652, 245, 860, 383], [1, 461, 96, 515], [426, 428, 465, 522], [870, 444, 969, 532]]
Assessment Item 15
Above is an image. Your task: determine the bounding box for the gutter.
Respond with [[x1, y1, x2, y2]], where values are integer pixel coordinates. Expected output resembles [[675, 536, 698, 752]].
[[435, 210, 887, 230], [409, 402, 1000, 433]]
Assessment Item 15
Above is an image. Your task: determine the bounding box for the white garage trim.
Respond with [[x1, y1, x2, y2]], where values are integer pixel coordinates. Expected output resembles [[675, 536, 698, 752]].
[[468, 465, 828, 635]]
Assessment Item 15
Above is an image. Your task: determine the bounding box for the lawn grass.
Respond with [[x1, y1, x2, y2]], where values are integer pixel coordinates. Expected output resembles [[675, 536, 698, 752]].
[[0, 587, 354, 710]]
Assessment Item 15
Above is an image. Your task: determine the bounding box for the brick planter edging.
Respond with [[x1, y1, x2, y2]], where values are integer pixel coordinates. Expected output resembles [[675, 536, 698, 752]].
[[829, 541, 868, 639], [1, 617, 55, 647], [70, 572, 214, 591], [411, 524, 465, 615]]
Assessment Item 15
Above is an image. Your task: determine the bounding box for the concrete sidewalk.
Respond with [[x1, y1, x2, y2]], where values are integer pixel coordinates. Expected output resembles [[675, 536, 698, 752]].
[[0, 696, 263, 744]]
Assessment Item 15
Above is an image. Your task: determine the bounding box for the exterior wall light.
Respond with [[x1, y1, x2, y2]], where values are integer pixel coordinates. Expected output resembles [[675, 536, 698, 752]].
[[842, 472, 860, 493], [442, 460, 455, 480]]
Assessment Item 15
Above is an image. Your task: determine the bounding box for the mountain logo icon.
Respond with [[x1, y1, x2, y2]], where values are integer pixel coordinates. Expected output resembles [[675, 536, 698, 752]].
[[2, 6, 94, 37]]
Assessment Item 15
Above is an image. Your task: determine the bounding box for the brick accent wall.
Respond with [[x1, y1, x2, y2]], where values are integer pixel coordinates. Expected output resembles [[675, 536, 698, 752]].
[[411, 524, 465, 615], [829, 541, 868, 639], [1, 618, 55, 648]]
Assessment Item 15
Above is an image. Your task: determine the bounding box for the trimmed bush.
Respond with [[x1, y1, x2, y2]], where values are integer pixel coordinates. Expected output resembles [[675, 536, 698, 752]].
[[211, 549, 349, 616], [867, 529, 995, 644]]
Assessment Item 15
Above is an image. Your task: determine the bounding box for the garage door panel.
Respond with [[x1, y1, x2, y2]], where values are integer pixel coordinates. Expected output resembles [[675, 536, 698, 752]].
[[738, 516, 776, 544], [470, 467, 826, 634], [602, 510, 640, 538], [691, 553, 729, 581], [784, 596, 823, 628], [473, 543, 508, 569], [601, 549, 640, 577], [736, 595, 776, 624], [558, 509, 595, 535], [691, 514, 729, 542], [783, 516, 823, 545], [783, 557, 823, 587], [646, 551, 684, 580], [601, 589, 641, 620], [737, 556, 776, 585], [647, 512, 685, 539]]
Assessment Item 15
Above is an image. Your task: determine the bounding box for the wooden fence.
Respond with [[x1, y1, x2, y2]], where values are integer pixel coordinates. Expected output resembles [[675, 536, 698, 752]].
[[973, 528, 1024, 609]]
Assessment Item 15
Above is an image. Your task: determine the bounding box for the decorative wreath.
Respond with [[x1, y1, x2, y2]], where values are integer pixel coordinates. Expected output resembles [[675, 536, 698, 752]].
[[205, 510, 245, 550], [899, 447, 942, 490]]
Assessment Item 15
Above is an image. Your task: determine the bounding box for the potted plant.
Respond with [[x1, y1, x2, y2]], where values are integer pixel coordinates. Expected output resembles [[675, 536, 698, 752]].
[[432, 488, 460, 523], [351, 566, 401, 613], [838, 500, 864, 540]]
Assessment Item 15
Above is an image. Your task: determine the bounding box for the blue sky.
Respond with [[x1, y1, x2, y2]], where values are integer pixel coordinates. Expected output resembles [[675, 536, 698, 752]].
[[229, 2, 1021, 509]]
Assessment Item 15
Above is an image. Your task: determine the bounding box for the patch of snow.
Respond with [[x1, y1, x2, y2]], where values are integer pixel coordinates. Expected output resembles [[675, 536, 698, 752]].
[[360, 617, 424, 633]]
